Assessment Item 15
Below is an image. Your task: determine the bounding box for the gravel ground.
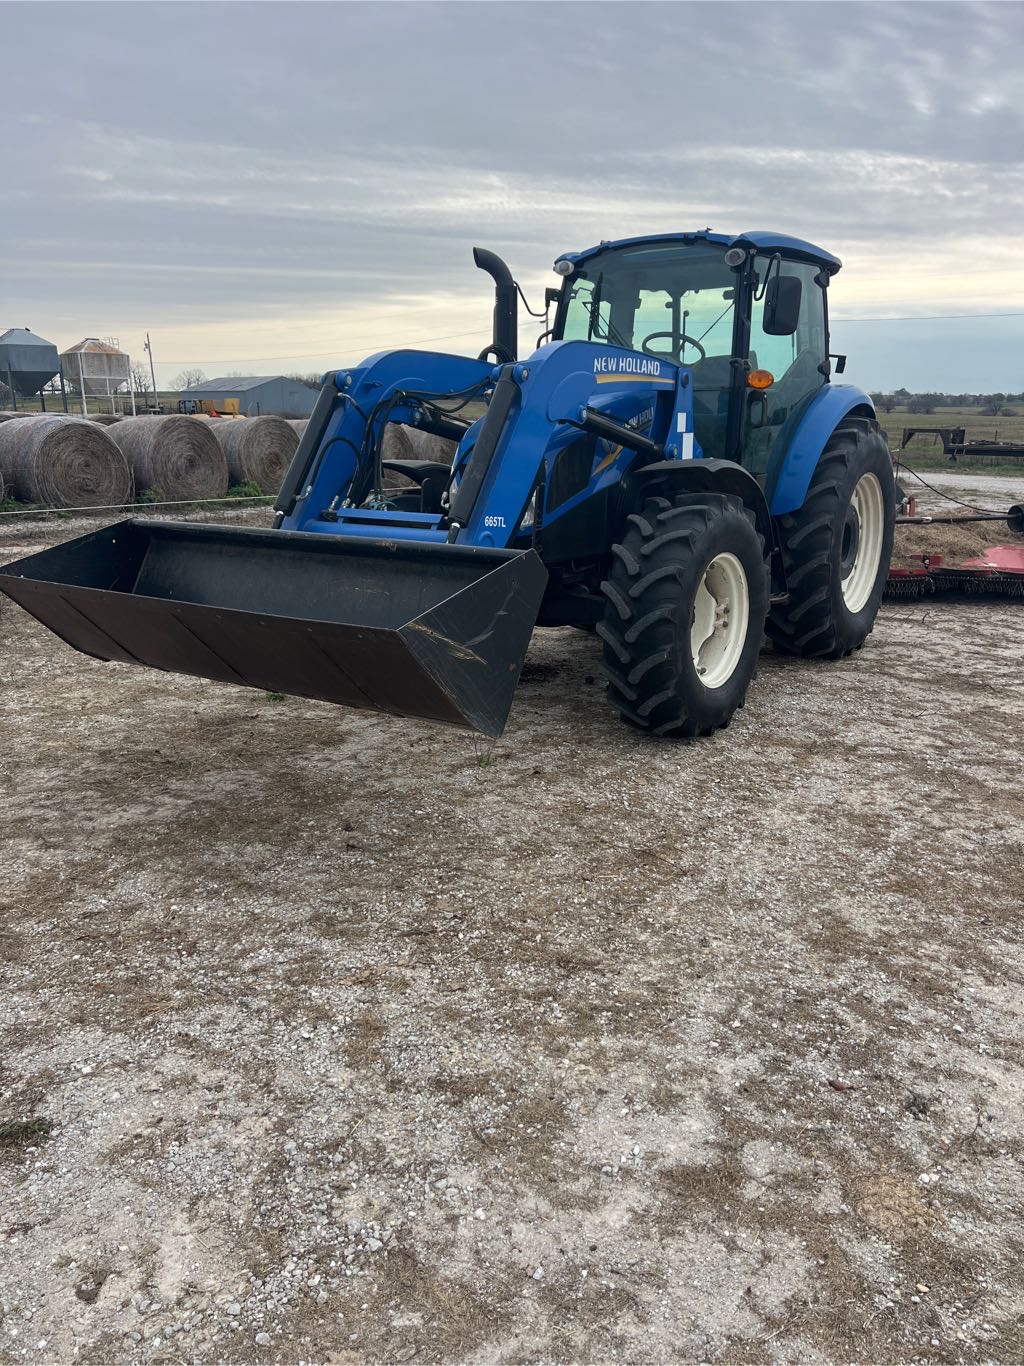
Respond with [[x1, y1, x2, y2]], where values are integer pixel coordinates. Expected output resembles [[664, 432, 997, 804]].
[[1, 511, 1023, 1365], [896, 467, 1024, 506]]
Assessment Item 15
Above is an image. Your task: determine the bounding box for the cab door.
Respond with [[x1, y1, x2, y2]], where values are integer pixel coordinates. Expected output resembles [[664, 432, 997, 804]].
[[742, 257, 828, 480]]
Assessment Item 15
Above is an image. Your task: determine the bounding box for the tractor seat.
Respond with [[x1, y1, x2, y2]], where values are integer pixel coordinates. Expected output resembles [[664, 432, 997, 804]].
[[380, 459, 451, 515], [381, 459, 452, 485], [689, 354, 734, 389]]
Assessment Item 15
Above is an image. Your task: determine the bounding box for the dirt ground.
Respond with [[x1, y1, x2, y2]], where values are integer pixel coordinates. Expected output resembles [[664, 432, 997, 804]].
[[1, 498, 1023, 1365]]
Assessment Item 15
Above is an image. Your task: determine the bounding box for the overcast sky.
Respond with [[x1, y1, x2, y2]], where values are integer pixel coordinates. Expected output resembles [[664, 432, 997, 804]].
[[3, 0, 1022, 392]]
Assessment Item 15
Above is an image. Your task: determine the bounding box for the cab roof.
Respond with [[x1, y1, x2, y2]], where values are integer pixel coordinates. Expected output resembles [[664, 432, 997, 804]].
[[558, 230, 842, 275]]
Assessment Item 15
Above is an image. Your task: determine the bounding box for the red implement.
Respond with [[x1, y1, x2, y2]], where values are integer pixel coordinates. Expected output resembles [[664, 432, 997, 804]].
[[959, 545, 1024, 574], [886, 545, 1024, 599]]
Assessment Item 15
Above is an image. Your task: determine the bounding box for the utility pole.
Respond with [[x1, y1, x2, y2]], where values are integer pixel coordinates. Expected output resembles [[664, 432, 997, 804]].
[[78, 350, 89, 417], [144, 333, 158, 413]]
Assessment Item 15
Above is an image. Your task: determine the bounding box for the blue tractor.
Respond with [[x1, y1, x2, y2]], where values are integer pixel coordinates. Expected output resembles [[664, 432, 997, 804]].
[[0, 230, 895, 739]]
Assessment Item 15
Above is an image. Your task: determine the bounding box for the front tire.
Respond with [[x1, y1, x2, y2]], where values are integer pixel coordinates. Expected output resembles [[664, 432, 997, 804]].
[[598, 494, 769, 738], [768, 417, 895, 659]]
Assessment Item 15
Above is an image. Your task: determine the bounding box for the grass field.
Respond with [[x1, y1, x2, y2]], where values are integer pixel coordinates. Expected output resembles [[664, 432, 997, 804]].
[[879, 407, 1024, 473]]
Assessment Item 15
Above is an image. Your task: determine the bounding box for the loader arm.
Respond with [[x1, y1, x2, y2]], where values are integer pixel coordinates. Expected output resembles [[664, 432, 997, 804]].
[[278, 340, 697, 550]]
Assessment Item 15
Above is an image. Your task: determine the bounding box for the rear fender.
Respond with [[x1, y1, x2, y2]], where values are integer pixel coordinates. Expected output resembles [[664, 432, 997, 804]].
[[767, 384, 875, 515]]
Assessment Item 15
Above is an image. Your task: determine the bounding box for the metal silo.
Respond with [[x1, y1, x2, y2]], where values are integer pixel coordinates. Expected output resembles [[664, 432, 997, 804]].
[[0, 328, 64, 411], [60, 338, 133, 414]]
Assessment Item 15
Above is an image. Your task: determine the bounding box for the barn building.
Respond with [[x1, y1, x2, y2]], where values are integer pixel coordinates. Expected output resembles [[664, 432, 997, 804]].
[[183, 376, 318, 418]]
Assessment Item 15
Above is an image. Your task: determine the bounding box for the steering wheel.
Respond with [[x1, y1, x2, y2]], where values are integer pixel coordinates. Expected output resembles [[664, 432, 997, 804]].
[[640, 331, 706, 364]]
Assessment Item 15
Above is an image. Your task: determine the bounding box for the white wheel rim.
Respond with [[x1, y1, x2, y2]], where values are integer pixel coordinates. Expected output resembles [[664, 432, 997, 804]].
[[690, 552, 750, 689], [842, 473, 885, 613]]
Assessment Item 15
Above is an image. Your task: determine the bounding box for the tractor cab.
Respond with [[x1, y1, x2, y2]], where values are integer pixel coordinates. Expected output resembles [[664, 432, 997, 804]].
[[551, 232, 840, 481]]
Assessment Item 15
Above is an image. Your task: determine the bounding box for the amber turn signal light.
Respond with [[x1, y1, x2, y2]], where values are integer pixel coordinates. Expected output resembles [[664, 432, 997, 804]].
[[747, 369, 775, 389]]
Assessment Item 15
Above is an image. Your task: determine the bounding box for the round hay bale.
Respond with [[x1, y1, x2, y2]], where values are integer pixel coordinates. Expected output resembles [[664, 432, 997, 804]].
[[208, 416, 298, 494], [107, 416, 228, 500], [288, 419, 308, 438], [0, 415, 132, 507], [89, 414, 123, 426], [381, 423, 416, 464], [379, 424, 418, 491], [401, 425, 457, 464]]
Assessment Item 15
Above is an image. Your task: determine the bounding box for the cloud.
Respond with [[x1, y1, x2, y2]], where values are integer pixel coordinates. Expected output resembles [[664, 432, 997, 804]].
[[2, 0, 1021, 388]]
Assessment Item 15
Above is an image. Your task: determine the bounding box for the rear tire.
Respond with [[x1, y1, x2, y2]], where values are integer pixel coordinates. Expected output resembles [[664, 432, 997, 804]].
[[598, 494, 769, 738], [768, 417, 895, 659]]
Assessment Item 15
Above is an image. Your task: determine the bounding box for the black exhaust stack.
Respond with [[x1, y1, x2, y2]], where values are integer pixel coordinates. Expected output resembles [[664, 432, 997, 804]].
[[473, 247, 517, 363]]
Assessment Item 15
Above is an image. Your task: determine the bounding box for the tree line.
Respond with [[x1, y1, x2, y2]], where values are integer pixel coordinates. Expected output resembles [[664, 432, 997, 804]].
[[870, 389, 1023, 416]]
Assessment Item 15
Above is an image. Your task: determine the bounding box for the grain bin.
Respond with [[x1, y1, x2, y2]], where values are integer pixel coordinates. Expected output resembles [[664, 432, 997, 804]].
[[0, 328, 61, 404], [108, 416, 228, 501], [60, 338, 130, 397], [0, 416, 133, 507]]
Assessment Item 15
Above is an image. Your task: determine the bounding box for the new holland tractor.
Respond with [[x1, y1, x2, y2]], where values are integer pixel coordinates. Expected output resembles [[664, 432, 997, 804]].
[[0, 230, 896, 739]]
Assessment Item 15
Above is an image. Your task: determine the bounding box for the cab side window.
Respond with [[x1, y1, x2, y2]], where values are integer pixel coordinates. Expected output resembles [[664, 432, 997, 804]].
[[749, 257, 827, 385], [744, 258, 828, 476]]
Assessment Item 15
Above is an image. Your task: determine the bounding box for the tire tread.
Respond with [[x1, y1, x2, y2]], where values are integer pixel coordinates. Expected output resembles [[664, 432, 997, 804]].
[[767, 419, 895, 659], [599, 493, 768, 737]]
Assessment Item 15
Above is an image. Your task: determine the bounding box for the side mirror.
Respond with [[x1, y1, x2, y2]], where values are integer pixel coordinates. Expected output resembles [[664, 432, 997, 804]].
[[544, 287, 561, 307], [763, 274, 802, 335]]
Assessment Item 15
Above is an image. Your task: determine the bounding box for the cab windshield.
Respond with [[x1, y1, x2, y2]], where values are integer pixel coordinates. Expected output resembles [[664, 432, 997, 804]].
[[559, 241, 737, 364], [559, 240, 739, 458]]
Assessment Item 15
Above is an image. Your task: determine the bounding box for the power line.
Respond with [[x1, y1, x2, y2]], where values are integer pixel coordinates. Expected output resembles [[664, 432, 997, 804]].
[[834, 310, 1024, 324]]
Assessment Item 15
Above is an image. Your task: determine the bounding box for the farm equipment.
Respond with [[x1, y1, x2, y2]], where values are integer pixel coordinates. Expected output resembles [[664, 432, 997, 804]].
[[899, 426, 1024, 462], [887, 545, 1024, 597], [0, 231, 897, 738], [178, 396, 242, 417], [886, 496, 1024, 598]]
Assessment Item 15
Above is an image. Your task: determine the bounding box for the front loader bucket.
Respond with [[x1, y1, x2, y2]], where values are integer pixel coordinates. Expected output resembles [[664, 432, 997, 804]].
[[0, 520, 548, 737]]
